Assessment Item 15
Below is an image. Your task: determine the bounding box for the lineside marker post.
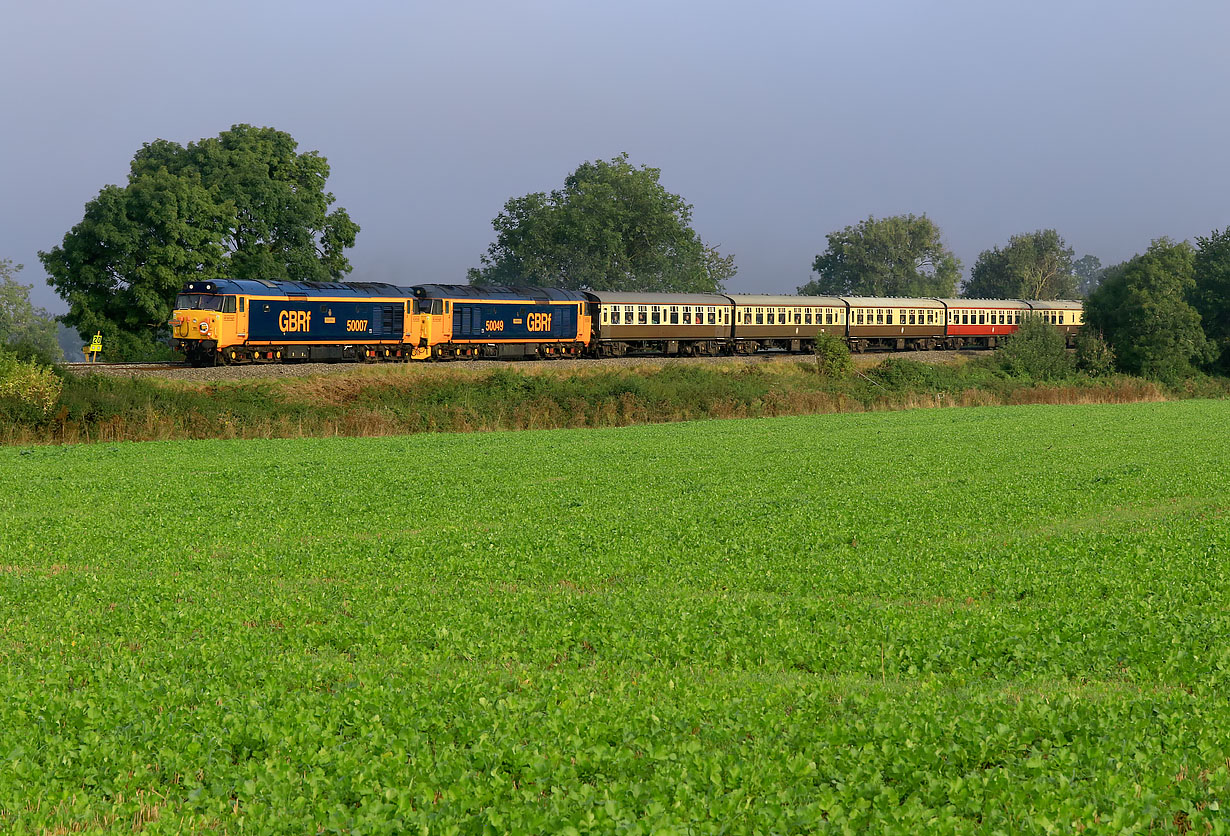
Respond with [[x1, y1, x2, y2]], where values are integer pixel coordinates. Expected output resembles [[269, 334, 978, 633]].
[[85, 332, 102, 363]]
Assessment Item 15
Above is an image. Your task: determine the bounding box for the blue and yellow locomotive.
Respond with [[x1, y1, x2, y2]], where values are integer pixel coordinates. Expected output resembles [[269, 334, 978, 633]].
[[169, 279, 591, 365]]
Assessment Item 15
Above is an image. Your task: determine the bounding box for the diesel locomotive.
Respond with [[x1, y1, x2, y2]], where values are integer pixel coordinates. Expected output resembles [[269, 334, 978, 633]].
[[169, 279, 1083, 365]]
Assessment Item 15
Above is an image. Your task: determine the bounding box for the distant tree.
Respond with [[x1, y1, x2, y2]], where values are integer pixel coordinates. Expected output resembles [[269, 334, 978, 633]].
[[40, 124, 359, 359], [0, 259, 61, 363], [469, 153, 735, 292], [963, 229, 1077, 300], [1084, 239, 1214, 382], [800, 214, 959, 297], [1073, 254, 1104, 297], [1192, 227, 1230, 372]]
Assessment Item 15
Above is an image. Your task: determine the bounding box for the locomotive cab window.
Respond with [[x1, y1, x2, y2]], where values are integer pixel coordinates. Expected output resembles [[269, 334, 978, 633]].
[[222, 296, 236, 313], [239, 298, 245, 313], [175, 294, 225, 311]]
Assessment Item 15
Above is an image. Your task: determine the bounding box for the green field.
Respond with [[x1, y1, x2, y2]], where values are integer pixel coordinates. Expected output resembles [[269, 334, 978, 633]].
[[2, 401, 1228, 834]]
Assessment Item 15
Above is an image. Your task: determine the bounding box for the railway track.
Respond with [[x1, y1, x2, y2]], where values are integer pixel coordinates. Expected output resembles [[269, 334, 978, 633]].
[[64, 361, 189, 372]]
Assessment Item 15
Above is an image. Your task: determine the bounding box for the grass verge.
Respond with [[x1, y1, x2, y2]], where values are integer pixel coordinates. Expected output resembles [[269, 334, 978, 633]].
[[5, 355, 1225, 444]]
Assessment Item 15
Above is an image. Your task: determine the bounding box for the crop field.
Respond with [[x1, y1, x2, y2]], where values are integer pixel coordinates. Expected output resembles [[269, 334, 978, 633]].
[[2, 401, 1228, 834]]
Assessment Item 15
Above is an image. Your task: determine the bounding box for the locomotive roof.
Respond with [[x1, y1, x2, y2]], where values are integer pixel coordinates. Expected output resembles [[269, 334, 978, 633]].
[[583, 291, 732, 305], [726, 293, 846, 306], [414, 284, 589, 302], [181, 279, 419, 297], [841, 296, 947, 308]]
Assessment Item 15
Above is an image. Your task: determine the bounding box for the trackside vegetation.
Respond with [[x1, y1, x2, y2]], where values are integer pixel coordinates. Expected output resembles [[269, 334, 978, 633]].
[[1, 401, 1228, 832], [3, 354, 1225, 445]]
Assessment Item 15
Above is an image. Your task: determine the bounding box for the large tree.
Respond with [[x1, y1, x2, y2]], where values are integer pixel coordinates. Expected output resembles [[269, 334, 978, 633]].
[[1192, 227, 1230, 372], [1084, 238, 1213, 382], [963, 229, 1077, 300], [799, 214, 959, 297], [469, 153, 735, 292], [40, 124, 359, 358], [0, 260, 61, 363]]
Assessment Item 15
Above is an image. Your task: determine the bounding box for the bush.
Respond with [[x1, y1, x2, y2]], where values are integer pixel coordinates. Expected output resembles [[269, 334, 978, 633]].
[[1074, 329, 1116, 377], [0, 349, 62, 420], [813, 332, 853, 378], [867, 357, 933, 389], [997, 318, 1074, 380]]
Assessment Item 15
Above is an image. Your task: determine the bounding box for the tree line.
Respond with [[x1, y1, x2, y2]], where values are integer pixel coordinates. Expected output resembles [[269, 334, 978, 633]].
[[2, 127, 1227, 380]]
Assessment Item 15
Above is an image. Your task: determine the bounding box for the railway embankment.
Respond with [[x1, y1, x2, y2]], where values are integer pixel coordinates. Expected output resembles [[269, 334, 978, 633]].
[[4, 352, 1222, 445]]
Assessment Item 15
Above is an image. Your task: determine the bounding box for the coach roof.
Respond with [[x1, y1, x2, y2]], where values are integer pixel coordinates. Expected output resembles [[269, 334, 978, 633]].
[[841, 296, 947, 308], [583, 291, 732, 306], [726, 293, 846, 307], [937, 298, 1031, 309]]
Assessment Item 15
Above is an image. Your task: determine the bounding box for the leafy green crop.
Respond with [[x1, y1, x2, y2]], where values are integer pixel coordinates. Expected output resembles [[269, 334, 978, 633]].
[[1, 401, 1227, 833]]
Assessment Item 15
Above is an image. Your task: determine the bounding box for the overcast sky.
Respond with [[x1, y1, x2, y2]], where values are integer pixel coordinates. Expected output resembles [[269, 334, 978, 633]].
[[4, 0, 1229, 313]]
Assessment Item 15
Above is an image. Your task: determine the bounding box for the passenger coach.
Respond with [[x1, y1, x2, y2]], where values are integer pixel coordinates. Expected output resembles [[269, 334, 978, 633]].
[[585, 291, 732, 356], [726, 294, 846, 354], [843, 297, 948, 351]]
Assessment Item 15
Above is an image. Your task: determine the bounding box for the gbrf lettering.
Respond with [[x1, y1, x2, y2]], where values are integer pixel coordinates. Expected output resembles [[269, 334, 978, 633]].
[[279, 310, 311, 333]]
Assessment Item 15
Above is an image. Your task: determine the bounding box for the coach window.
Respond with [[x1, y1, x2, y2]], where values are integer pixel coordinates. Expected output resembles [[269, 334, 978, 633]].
[[804, 309, 813, 325], [708, 308, 716, 325], [668, 306, 678, 324], [767, 308, 775, 324], [886, 310, 894, 325], [602, 307, 610, 325], [682, 307, 691, 324], [650, 306, 660, 325], [638, 306, 648, 325]]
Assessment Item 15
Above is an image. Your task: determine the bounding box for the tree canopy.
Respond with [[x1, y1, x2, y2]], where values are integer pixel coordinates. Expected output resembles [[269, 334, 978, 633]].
[[963, 229, 1077, 300], [0, 260, 60, 363], [1073, 254, 1104, 297], [1084, 238, 1213, 382], [468, 153, 735, 292], [1192, 227, 1230, 372], [40, 124, 359, 358], [799, 214, 960, 297]]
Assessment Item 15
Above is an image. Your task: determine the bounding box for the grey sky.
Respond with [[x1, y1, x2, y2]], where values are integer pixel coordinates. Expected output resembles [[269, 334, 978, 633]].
[[4, 1, 1229, 314]]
